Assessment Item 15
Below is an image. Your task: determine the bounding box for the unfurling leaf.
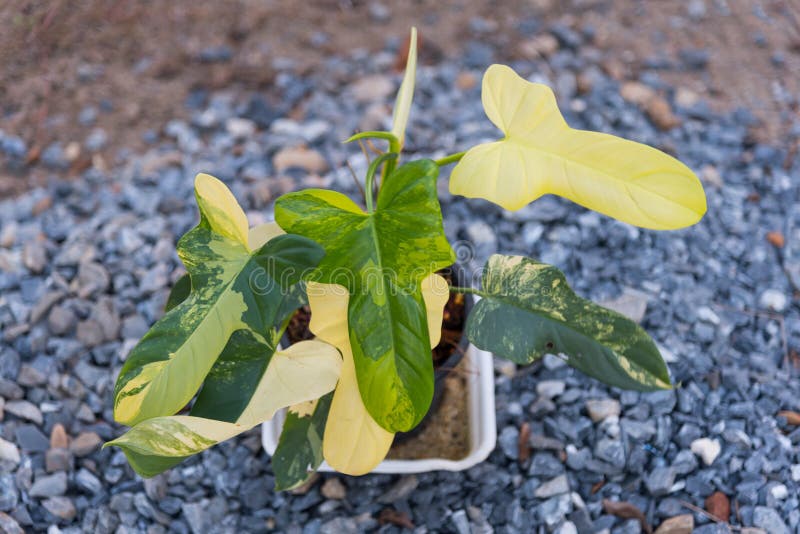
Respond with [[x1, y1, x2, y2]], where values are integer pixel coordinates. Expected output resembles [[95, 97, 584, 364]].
[[113, 174, 324, 427], [466, 254, 671, 391], [106, 340, 341, 478], [391, 27, 418, 147], [307, 273, 448, 476], [450, 64, 707, 230], [276, 160, 455, 432]]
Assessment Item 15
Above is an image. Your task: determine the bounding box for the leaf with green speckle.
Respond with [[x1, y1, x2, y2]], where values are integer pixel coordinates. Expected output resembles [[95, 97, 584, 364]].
[[106, 340, 342, 478], [467, 254, 671, 391], [275, 160, 455, 432], [112, 174, 325, 427], [272, 392, 333, 490]]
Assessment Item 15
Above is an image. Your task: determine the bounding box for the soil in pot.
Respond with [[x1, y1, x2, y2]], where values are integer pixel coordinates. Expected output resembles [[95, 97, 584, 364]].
[[284, 273, 472, 462]]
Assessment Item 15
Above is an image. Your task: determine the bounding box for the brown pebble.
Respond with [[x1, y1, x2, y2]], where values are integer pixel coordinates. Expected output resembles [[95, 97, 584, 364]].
[[50, 423, 69, 449]]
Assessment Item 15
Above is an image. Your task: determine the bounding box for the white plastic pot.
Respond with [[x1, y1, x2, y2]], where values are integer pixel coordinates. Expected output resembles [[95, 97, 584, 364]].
[[262, 344, 496, 474]]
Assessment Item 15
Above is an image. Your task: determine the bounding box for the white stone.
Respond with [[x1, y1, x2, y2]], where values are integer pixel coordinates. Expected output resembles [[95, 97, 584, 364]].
[[769, 484, 788, 500], [791, 465, 800, 482], [0, 437, 20, 466], [585, 399, 621, 422], [534, 474, 570, 498], [543, 353, 567, 370], [696, 306, 720, 325], [555, 521, 578, 534], [225, 118, 256, 139], [758, 289, 787, 312], [690, 438, 721, 466], [536, 380, 566, 399], [493, 358, 517, 378]]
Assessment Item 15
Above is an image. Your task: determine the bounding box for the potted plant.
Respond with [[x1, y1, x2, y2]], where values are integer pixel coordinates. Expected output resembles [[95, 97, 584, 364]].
[[107, 28, 706, 491]]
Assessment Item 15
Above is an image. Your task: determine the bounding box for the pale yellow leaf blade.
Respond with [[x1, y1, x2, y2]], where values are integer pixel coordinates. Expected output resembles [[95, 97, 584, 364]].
[[194, 173, 250, 246], [422, 273, 449, 348], [451, 64, 707, 230], [247, 222, 285, 251], [310, 274, 448, 475], [236, 340, 342, 427], [391, 27, 418, 147]]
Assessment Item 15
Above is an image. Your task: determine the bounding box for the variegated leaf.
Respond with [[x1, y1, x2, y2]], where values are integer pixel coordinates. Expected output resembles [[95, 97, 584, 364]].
[[272, 393, 333, 490], [467, 254, 671, 391], [113, 175, 324, 426], [450, 64, 706, 230], [307, 274, 448, 475], [106, 340, 342, 478], [275, 160, 455, 432]]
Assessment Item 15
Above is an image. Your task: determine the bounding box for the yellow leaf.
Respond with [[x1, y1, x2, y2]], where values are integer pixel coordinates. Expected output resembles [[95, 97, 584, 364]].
[[247, 222, 284, 251], [391, 27, 418, 147], [237, 340, 342, 427], [308, 273, 447, 475], [450, 64, 707, 230], [194, 173, 250, 246]]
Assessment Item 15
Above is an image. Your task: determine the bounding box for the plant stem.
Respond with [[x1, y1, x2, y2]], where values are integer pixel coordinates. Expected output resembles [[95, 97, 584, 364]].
[[449, 285, 488, 298], [434, 151, 466, 167], [365, 153, 398, 212], [380, 138, 402, 184]]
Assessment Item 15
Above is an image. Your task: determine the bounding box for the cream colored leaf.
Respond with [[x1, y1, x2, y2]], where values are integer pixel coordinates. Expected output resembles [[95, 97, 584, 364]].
[[108, 340, 341, 478], [194, 173, 250, 246], [248, 222, 285, 251], [450, 64, 707, 230], [391, 27, 418, 147], [236, 340, 342, 427], [309, 273, 448, 475]]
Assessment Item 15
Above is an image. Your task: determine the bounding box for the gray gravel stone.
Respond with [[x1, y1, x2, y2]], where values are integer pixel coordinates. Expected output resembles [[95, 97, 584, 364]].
[[753, 506, 789, 534], [0, 474, 18, 512], [534, 474, 570, 498], [645, 466, 676, 497], [29, 472, 68, 497]]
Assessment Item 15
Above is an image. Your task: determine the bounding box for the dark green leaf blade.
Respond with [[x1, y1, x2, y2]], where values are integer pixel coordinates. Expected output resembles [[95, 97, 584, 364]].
[[164, 273, 191, 312], [467, 254, 671, 391], [189, 329, 276, 422], [272, 392, 333, 491]]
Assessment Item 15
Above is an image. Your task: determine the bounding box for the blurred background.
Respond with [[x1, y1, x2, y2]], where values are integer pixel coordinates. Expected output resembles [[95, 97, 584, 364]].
[[1, 0, 799, 197]]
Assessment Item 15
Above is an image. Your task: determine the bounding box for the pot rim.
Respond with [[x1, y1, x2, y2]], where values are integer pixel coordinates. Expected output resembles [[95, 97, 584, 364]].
[[261, 342, 496, 474]]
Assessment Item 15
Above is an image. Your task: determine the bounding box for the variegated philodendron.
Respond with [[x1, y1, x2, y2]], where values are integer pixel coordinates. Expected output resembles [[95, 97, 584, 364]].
[[109, 28, 706, 486]]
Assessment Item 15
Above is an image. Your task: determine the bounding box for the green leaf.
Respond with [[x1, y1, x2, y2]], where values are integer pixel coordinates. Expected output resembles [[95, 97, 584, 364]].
[[107, 340, 342, 478], [189, 329, 275, 422], [275, 160, 455, 432], [113, 174, 325, 427], [272, 392, 333, 491], [467, 254, 671, 391], [165, 273, 191, 312], [344, 131, 399, 146]]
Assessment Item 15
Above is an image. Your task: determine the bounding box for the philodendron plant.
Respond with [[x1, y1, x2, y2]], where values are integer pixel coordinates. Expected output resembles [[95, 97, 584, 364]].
[[107, 29, 707, 489]]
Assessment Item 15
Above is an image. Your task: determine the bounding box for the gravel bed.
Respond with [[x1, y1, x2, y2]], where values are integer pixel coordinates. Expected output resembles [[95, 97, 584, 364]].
[[1, 17, 799, 534]]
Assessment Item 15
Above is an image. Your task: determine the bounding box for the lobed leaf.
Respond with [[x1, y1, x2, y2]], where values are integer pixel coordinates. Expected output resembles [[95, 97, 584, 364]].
[[275, 160, 455, 432], [113, 175, 324, 427], [107, 340, 342, 478], [450, 64, 707, 230], [466, 254, 671, 391]]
